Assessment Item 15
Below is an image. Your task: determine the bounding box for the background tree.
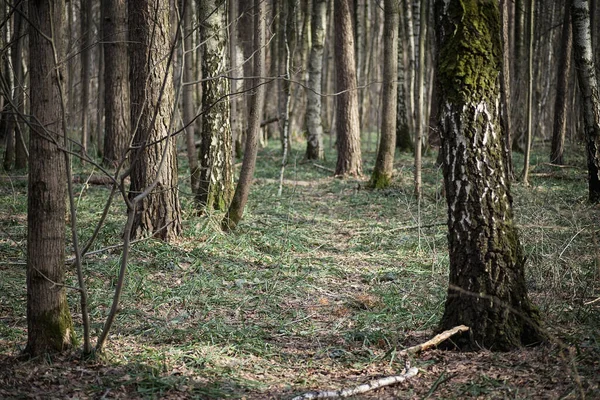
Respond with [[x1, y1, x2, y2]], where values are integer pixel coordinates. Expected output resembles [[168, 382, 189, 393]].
[[370, 0, 398, 188], [435, 0, 543, 350], [80, 0, 92, 153], [396, 0, 412, 152], [222, 0, 266, 231], [414, 0, 428, 197], [26, 0, 74, 356], [550, 0, 572, 165], [128, 0, 182, 240], [196, 0, 234, 211], [102, 0, 130, 166], [571, 0, 600, 202], [334, 0, 362, 177], [305, 0, 327, 160]]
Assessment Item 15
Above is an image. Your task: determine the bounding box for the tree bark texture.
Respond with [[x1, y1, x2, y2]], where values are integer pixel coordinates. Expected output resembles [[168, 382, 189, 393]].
[[435, 0, 543, 350], [396, 0, 412, 152], [305, 0, 327, 160], [222, 0, 266, 231], [571, 0, 600, 202], [371, 0, 398, 188], [334, 0, 362, 177], [183, 0, 200, 192], [499, 0, 513, 179], [197, 0, 234, 211], [128, 0, 182, 241], [102, 0, 130, 166], [550, 2, 572, 165], [26, 0, 74, 356]]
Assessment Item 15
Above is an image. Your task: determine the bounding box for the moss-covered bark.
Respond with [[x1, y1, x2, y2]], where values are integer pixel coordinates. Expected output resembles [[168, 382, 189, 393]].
[[435, 0, 544, 350]]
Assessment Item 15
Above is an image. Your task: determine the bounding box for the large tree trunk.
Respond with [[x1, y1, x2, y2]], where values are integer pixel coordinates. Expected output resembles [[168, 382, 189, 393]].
[[305, 0, 327, 160], [435, 0, 543, 350], [26, 0, 74, 356], [571, 0, 600, 202], [128, 0, 182, 241], [222, 0, 266, 231], [334, 0, 362, 177], [196, 0, 234, 211], [550, 2, 573, 165], [183, 0, 200, 192], [102, 0, 130, 166], [370, 0, 398, 188]]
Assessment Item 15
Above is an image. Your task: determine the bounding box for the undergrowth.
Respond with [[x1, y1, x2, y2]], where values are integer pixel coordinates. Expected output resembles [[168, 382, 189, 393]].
[[0, 137, 598, 398]]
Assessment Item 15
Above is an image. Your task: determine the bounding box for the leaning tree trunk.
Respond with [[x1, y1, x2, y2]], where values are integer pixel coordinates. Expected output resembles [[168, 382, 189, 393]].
[[128, 0, 182, 241], [196, 0, 234, 211], [334, 0, 362, 177], [102, 0, 130, 166], [370, 0, 398, 188], [571, 0, 600, 202], [26, 0, 75, 356], [550, 1, 573, 165], [435, 0, 544, 351], [305, 0, 327, 160], [222, 0, 266, 231]]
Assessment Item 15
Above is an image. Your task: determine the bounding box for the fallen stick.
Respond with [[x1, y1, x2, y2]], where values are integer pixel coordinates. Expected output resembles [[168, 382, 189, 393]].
[[291, 367, 418, 400], [398, 325, 470, 356]]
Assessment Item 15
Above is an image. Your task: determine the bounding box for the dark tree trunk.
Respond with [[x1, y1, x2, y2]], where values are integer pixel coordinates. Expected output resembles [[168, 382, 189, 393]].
[[571, 0, 600, 202], [26, 0, 74, 356], [370, 0, 398, 188], [551, 2, 573, 165], [102, 0, 130, 166], [222, 0, 266, 231], [183, 0, 200, 192], [435, 0, 544, 351], [334, 0, 362, 177], [80, 0, 92, 153], [128, 0, 182, 241]]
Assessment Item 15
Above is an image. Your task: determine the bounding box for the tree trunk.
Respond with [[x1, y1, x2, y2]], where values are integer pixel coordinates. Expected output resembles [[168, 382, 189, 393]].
[[183, 0, 200, 192], [305, 0, 327, 160], [414, 0, 427, 198], [371, 0, 398, 188], [435, 0, 543, 350], [128, 0, 182, 241], [571, 0, 600, 202], [222, 0, 266, 231], [80, 0, 92, 153], [550, 1, 573, 165], [196, 0, 234, 211], [334, 0, 362, 177], [521, 0, 534, 185], [396, 0, 412, 152], [499, 0, 513, 179], [26, 0, 74, 356], [102, 0, 130, 167], [404, 0, 417, 136], [512, 0, 527, 152]]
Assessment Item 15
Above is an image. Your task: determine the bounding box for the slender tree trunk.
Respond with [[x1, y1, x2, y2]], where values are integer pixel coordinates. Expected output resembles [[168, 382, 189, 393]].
[[102, 0, 130, 166], [371, 0, 398, 188], [26, 0, 74, 356], [522, 0, 534, 185], [80, 0, 92, 153], [396, 0, 412, 152], [414, 0, 427, 198], [183, 0, 200, 192], [512, 0, 527, 152], [305, 0, 327, 160], [334, 0, 362, 176], [499, 0, 513, 179], [404, 0, 417, 136], [551, 2, 573, 165], [128, 0, 182, 241], [571, 0, 600, 202], [222, 0, 266, 231], [435, 0, 543, 350], [197, 0, 234, 211]]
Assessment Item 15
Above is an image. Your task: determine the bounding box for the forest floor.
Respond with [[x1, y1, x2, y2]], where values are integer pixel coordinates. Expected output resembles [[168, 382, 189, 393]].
[[1, 140, 599, 399]]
